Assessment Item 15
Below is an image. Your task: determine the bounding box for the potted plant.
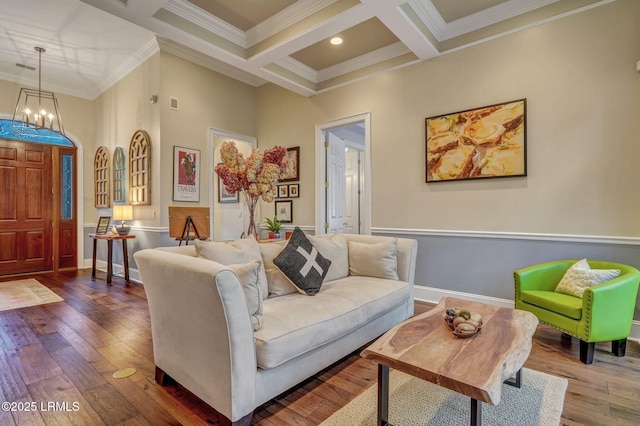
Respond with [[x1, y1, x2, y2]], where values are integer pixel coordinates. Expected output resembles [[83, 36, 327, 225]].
[[262, 216, 282, 239]]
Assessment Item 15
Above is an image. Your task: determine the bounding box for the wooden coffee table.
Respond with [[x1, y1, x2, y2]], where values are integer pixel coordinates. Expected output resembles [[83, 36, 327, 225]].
[[361, 296, 538, 426]]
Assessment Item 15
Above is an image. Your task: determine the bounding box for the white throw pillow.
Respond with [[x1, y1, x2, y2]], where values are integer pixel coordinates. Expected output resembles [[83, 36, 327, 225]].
[[348, 239, 399, 280], [554, 258, 620, 298], [227, 260, 263, 331], [308, 233, 349, 282], [195, 238, 268, 299], [260, 240, 298, 297]]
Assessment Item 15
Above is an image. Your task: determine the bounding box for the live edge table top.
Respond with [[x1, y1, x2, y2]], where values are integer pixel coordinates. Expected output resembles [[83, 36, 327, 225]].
[[361, 297, 539, 406]]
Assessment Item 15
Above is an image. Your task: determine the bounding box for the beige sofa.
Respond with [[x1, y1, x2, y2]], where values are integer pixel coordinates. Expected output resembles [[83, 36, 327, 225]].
[[134, 233, 418, 425]]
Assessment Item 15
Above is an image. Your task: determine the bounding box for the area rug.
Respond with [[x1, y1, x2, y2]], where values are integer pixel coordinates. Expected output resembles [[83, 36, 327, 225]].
[[0, 278, 63, 312], [321, 368, 567, 426]]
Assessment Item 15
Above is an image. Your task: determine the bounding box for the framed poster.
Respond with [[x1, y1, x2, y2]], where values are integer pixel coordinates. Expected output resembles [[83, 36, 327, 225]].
[[280, 146, 299, 182], [288, 183, 299, 198], [95, 216, 111, 235], [275, 200, 292, 223], [173, 146, 200, 202], [426, 99, 526, 182]]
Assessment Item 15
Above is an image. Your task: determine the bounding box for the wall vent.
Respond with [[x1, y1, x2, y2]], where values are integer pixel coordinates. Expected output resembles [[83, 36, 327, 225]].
[[170, 97, 179, 110]]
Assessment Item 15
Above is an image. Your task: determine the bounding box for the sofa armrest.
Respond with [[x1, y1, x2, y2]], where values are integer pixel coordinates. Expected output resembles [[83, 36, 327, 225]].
[[133, 249, 256, 422]]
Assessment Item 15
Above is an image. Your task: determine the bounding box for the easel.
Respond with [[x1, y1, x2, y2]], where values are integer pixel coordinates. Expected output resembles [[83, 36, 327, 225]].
[[168, 206, 210, 246], [178, 216, 201, 246]]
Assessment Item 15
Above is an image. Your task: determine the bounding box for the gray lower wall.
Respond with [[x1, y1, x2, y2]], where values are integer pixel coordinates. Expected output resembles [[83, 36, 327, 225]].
[[84, 225, 640, 334]]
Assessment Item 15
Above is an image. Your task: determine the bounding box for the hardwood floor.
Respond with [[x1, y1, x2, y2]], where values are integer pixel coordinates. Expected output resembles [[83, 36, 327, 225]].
[[0, 270, 638, 425]]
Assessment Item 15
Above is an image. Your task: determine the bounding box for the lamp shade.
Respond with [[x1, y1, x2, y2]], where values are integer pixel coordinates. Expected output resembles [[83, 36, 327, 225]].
[[113, 205, 133, 221]]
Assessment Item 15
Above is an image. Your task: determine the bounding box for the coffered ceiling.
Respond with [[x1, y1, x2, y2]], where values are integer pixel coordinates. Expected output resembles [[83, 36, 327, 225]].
[[0, 0, 613, 99]]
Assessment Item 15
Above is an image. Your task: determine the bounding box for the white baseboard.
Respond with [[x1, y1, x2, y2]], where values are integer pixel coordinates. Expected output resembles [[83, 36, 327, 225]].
[[413, 284, 640, 343]]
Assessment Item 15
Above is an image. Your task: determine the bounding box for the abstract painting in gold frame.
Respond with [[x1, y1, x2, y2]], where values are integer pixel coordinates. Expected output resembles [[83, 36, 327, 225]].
[[426, 99, 526, 182]]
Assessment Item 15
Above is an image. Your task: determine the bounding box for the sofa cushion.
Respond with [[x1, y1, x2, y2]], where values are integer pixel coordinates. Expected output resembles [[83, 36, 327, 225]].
[[521, 290, 583, 320], [228, 260, 263, 331], [260, 240, 298, 297], [348, 239, 399, 280], [273, 228, 331, 296], [554, 258, 620, 298], [195, 238, 268, 299], [308, 233, 349, 282], [254, 276, 410, 369]]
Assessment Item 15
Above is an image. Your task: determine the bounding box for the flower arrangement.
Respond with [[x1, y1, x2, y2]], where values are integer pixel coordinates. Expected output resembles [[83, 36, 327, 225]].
[[215, 142, 292, 238]]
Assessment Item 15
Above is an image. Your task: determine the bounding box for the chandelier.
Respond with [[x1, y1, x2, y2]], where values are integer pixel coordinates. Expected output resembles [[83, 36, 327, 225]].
[[12, 47, 65, 137]]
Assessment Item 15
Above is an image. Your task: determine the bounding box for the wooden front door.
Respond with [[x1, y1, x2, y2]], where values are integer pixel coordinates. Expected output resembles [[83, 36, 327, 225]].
[[0, 140, 63, 275]]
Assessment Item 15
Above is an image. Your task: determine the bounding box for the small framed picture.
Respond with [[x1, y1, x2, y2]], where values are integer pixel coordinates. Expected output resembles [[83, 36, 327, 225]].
[[280, 146, 299, 182], [275, 200, 293, 223], [96, 216, 111, 235], [218, 175, 239, 203], [277, 184, 289, 198], [288, 183, 299, 198]]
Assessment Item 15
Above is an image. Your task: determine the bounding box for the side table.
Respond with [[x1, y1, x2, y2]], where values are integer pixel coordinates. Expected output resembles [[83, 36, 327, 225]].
[[89, 233, 136, 284]]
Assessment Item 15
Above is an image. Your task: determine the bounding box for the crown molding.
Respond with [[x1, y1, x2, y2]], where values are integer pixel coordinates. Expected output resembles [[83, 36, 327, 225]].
[[90, 38, 160, 100], [274, 57, 318, 83], [163, 0, 247, 48], [246, 0, 338, 47], [318, 41, 410, 81], [157, 37, 266, 87]]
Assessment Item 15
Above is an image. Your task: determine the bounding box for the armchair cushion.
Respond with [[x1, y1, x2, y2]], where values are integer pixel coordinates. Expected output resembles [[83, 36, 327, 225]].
[[520, 290, 582, 320], [554, 258, 620, 298]]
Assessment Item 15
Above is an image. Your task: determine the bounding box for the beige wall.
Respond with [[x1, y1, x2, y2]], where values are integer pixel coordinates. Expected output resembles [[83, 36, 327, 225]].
[[91, 52, 161, 225], [256, 0, 640, 237], [159, 52, 257, 228], [89, 51, 258, 228]]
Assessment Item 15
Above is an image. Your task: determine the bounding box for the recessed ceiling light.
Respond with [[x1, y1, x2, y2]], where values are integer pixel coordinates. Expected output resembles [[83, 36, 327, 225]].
[[330, 37, 343, 46]]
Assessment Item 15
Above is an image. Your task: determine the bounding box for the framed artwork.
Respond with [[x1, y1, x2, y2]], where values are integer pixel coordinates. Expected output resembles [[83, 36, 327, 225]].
[[288, 183, 299, 198], [129, 130, 151, 205], [95, 216, 111, 235], [113, 147, 126, 203], [426, 99, 526, 182], [277, 184, 288, 198], [218, 175, 239, 203], [173, 146, 200, 202], [275, 200, 292, 223], [280, 146, 299, 182]]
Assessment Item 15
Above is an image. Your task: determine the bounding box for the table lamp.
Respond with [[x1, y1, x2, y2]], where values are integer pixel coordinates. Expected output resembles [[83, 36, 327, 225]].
[[113, 205, 133, 235]]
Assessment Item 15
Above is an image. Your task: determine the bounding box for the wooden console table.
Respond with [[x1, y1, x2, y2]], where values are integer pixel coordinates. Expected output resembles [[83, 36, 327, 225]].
[[90, 233, 136, 284]]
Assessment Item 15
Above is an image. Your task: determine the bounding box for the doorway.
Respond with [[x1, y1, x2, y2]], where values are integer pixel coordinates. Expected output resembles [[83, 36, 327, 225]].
[[0, 139, 78, 275], [315, 113, 371, 235], [209, 128, 257, 241]]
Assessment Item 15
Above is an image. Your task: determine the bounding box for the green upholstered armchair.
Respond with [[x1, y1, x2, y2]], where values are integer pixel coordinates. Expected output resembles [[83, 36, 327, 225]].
[[514, 260, 640, 364]]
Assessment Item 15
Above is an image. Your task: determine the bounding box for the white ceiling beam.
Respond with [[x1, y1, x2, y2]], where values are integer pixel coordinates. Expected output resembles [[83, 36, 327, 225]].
[[361, 0, 439, 60]]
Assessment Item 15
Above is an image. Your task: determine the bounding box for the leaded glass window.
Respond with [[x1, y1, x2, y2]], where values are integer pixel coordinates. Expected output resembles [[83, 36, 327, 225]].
[[62, 154, 73, 219]]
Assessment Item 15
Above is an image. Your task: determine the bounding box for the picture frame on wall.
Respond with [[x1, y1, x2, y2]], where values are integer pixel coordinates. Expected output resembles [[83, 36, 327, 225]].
[[425, 99, 526, 182], [218, 175, 239, 203], [288, 183, 299, 198], [275, 200, 292, 223], [280, 146, 299, 182], [173, 146, 200, 202], [277, 184, 288, 198], [95, 216, 111, 235]]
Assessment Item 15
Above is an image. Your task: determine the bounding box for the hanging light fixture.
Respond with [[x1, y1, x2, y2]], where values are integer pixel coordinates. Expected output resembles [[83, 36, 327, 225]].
[[12, 47, 65, 137]]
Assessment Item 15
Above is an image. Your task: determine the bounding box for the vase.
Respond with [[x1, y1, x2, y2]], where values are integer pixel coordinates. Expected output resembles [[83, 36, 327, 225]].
[[243, 191, 259, 239]]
